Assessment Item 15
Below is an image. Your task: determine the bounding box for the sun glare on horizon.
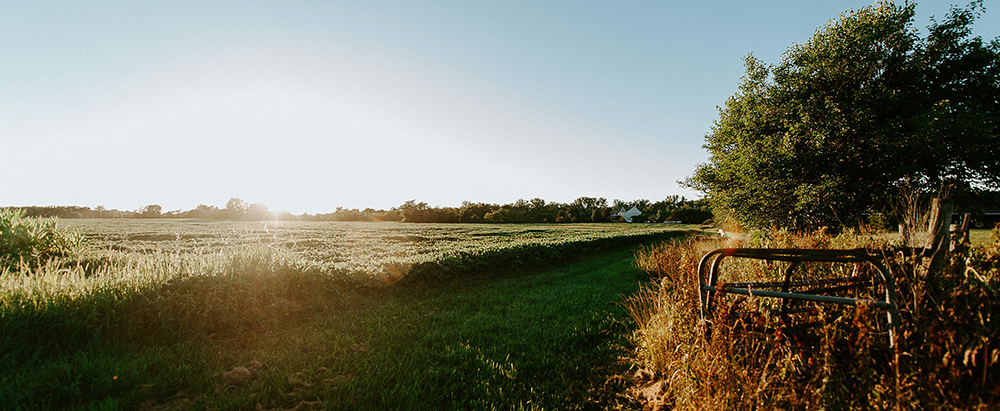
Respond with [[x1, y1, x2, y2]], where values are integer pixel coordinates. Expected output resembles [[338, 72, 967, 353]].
[[5, 43, 690, 213]]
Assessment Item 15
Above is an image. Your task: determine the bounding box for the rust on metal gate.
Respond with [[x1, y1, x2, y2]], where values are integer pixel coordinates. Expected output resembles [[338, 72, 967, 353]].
[[696, 248, 900, 347]]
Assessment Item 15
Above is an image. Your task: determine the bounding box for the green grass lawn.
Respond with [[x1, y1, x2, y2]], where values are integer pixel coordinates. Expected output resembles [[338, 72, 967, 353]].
[[968, 228, 995, 246], [2, 245, 651, 410]]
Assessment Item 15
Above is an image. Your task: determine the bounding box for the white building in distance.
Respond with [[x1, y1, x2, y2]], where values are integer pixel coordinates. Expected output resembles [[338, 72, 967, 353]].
[[610, 206, 642, 222]]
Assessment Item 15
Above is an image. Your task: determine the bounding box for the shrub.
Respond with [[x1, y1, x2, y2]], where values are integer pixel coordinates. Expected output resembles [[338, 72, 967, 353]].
[[0, 208, 83, 270]]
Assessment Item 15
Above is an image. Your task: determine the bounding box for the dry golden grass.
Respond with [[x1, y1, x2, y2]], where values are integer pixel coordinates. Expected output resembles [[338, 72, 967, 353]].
[[627, 229, 1000, 410], [628, 236, 793, 410]]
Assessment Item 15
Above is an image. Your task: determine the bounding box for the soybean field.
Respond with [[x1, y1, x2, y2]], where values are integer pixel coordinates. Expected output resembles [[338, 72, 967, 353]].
[[60, 219, 695, 285]]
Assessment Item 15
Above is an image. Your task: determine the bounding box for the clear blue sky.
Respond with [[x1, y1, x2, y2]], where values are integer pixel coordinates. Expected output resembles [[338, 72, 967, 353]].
[[2, 1, 997, 214]]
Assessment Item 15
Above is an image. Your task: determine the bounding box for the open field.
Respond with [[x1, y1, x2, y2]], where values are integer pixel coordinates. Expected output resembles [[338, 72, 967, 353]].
[[2, 218, 697, 409], [58, 219, 698, 285], [969, 228, 995, 246]]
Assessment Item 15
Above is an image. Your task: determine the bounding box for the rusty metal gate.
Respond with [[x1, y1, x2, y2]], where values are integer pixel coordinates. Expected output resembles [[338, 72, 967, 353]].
[[696, 248, 900, 347]]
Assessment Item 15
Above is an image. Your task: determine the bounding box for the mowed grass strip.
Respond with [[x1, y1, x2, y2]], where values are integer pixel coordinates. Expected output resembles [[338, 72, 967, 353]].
[[197, 246, 648, 410], [2, 246, 653, 410]]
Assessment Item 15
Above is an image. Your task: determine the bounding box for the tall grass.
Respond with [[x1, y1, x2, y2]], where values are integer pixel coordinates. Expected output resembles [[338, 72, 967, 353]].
[[627, 229, 999, 410], [1, 245, 347, 347], [0, 225, 354, 408]]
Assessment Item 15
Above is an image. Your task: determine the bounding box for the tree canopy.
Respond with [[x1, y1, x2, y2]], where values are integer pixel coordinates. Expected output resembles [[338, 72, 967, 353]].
[[686, 1, 1000, 231]]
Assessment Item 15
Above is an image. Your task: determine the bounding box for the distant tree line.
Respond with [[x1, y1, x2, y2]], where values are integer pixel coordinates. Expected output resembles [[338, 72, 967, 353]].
[[385, 196, 712, 224], [6, 196, 713, 224]]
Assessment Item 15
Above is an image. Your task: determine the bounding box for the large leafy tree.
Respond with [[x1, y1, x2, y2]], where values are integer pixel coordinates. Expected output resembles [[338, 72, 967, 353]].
[[686, 1, 1000, 231]]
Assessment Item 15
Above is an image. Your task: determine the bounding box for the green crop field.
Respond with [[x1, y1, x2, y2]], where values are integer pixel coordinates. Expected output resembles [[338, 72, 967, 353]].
[[59, 219, 697, 285], [2, 216, 699, 409]]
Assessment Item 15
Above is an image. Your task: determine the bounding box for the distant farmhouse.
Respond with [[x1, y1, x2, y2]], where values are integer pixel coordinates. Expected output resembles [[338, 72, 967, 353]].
[[610, 206, 642, 223]]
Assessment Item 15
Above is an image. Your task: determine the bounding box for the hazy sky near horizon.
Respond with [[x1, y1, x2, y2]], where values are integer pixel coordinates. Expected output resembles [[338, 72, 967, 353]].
[[3, 1, 998, 214]]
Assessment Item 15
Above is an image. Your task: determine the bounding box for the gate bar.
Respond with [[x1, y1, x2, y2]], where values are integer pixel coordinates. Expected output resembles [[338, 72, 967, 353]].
[[696, 248, 899, 347]]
